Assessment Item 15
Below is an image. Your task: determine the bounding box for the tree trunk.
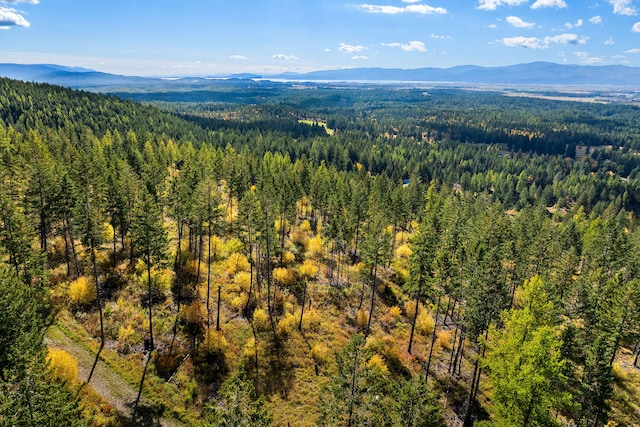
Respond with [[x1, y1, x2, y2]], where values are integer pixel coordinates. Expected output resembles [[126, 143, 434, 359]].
[[216, 285, 222, 331], [90, 241, 105, 350], [298, 279, 308, 332], [112, 220, 118, 270], [365, 264, 377, 337], [62, 225, 71, 277], [147, 253, 154, 351], [347, 345, 359, 427], [65, 215, 80, 278], [425, 292, 442, 382], [206, 223, 212, 331], [407, 274, 423, 354]]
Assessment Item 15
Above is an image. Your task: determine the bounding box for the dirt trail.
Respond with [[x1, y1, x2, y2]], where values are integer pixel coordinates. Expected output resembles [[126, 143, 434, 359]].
[[45, 325, 185, 427]]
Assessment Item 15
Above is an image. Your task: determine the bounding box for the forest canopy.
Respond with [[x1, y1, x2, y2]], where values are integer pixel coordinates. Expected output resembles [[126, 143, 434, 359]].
[[1, 77, 640, 426]]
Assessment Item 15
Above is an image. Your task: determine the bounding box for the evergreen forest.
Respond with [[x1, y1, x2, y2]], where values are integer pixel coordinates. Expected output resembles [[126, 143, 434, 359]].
[[1, 76, 640, 426]]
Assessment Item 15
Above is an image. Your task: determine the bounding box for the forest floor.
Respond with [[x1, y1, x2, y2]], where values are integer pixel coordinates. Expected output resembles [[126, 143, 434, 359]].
[[44, 324, 185, 427]]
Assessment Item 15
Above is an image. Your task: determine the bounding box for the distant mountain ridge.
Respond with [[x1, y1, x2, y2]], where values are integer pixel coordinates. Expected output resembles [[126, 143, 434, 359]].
[[2, 62, 640, 88], [272, 62, 640, 86]]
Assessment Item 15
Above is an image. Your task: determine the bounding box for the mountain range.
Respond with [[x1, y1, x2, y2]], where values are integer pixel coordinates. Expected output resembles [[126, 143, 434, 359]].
[[2, 62, 640, 89]]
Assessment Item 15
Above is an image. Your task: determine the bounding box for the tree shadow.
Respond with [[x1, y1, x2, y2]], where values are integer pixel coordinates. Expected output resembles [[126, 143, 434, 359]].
[[86, 344, 103, 384], [124, 400, 164, 427]]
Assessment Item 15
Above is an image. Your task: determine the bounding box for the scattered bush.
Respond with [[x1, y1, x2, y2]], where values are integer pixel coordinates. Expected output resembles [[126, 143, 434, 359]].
[[282, 250, 296, 265], [395, 244, 412, 258], [116, 324, 139, 354], [273, 267, 296, 286], [68, 276, 96, 307], [252, 308, 270, 332], [226, 253, 250, 276], [298, 259, 319, 279], [181, 301, 205, 326], [202, 330, 228, 355], [416, 311, 435, 336], [277, 312, 298, 336], [230, 292, 249, 311], [47, 348, 79, 384], [233, 271, 251, 293], [366, 354, 389, 376], [436, 329, 454, 350], [302, 308, 322, 331], [356, 309, 368, 328], [306, 236, 325, 259], [311, 343, 330, 366]]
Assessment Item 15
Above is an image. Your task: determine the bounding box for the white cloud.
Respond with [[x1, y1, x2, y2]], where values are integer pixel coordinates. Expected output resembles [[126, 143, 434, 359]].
[[487, 23, 498, 28], [531, 0, 567, 8], [501, 36, 544, 48], [506, 15, 535, 28], [272, 54, 298, 60], [589, 15, 603, 24], [500, 33, 588, 49], [429, 33, 452, 39], [546, 33, 588, 44], [605, 37, 615, 45], [230, 55, 247, 60], [1, 0, 39, 3], [565, 19, 583, 29], [633, 22, 640, 32], [402, 0, 421, 2], [0, 7, 29, 28], [607, 0, 637, 15], [323, 48, 331, 53], [381, 40, 427, 51], [626, 48, 640, 53], [477, 0, 528, 10], [339, 42, 366, 53], [351, 55, 368, 60], [574, 51, 604, 64], [357, 3, 447, 14]]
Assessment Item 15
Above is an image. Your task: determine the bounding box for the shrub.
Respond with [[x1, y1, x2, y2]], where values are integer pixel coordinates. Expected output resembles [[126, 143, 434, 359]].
[[68, 276, 96, 307], [282, 250, 296, 265], [299, 219, 312, 232], [290, 228, 309, 247], [181, 301, 205, 326], [277, 312, 298, 336], [436, 329, 454, 350], [116, 324, 139, 355], [395, 244, 413, 258], [306, 236, 324, 258], [302, 308, 322, 331], [231, 293, 249, 311], [233, 271, 251, 293], [273, 267, 295, 286], [202, 330, 228, 355], [416, 311, 435, 336], [222, 238, 243, 258], [226, 253, 250, 276], [47, 348, 79, 384], [356, 309, 368, 328], [366, 354, 389, 376], [252, 308, 270, 332], [298, 259, 319, 279], [311, 343, 330, 365]]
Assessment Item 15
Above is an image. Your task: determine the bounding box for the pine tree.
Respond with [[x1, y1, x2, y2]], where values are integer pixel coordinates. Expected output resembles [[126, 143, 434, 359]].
[[199, 366, 271, 427], [481, 276, 571, 427], [0, 265, 87, 426], [130, 189, 168, 352]]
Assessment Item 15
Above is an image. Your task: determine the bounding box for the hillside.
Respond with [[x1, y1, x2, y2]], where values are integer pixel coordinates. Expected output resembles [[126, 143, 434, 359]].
[[0, 77, 639, 426]]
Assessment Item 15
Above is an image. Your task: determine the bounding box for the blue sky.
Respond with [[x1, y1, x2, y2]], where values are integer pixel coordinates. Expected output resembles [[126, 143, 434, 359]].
[[2, 0, 640, 76]]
